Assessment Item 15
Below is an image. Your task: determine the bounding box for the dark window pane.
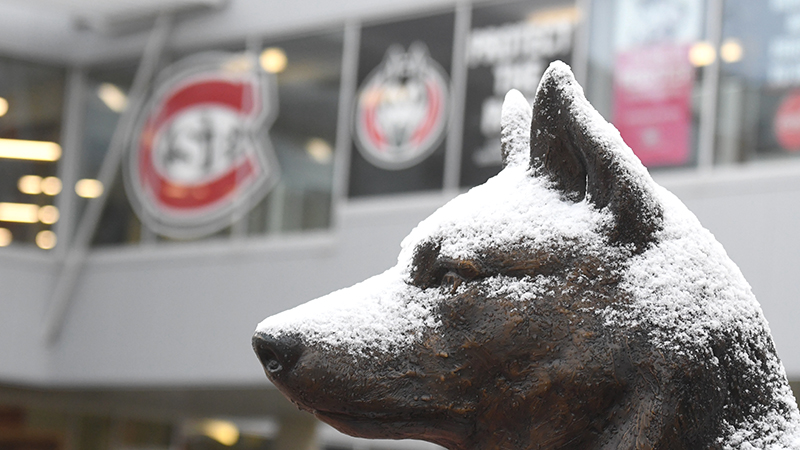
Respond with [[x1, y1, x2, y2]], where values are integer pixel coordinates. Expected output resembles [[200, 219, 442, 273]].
[[461, 0, 577, 187], [715, 1, 800, 163], [0, 58, 65, 250], [248, 31, 342, 233], [82, 62, 142, 246]]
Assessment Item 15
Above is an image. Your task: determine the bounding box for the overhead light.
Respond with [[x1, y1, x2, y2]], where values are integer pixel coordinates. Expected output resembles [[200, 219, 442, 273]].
[[0, 228, 10, 247], [38, 205, 59, 225], [720, 38, 743, 63], [527, 6, 581, 24], [0, 97, 8, 117], [200, 420, 239, 446], [75, 179, 104, 198], [35, 230, 56, 250], [97, 83, 128, 113], [19, 175, 62, 195], [689, 41, 716, 67], [306, 137, 333, 164], [41, 176, 62, 196], [0, 139, 61, 161], [19, 175, 43, 195], [260, 47, 287, 74], [0, 202, 39, 223]]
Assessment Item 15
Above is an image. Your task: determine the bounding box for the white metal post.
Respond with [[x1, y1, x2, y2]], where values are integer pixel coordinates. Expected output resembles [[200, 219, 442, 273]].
[[697, 0, 725, 170], [330, 21, 361, 210], [443, 2, 471, 193], [53, 67, 87, 257], [572, 0, 593, 87]]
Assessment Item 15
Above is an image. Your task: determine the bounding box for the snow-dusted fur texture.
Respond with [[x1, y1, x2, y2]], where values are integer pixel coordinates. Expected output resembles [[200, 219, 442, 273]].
[[254, 62, 800, 450]]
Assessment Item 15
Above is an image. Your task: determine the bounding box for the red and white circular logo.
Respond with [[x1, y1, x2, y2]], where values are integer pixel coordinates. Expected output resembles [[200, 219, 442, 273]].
[[125, 53, 279, 238], [354, 42, 449, 170], [775, 90, 800, 152]]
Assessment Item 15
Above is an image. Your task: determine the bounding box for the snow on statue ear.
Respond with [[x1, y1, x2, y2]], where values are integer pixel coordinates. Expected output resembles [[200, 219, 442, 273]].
[[500, 89, 533, 168], [529, 61, 663, 253]]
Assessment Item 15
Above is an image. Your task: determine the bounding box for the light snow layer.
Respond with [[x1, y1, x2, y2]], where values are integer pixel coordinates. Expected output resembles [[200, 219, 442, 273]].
[[255, 162, 609, 354], [397, 164, 609, 269], [255, 265, 442, 354], [605, 183, 800, 448]]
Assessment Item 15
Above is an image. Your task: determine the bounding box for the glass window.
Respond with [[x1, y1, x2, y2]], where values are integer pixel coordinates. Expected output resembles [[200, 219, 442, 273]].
[[587, 0, 707, 169], [0, 57, 65, 250], [82, 31, 342, 246], [715, 1, 800, 163], [247, 31, 342, 234], [461, 0, 578, 187], [80, 62, 141, 246]]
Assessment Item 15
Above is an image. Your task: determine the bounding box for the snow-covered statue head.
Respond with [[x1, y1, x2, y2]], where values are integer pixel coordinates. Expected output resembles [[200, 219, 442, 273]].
[[254, 62, 800, 449]]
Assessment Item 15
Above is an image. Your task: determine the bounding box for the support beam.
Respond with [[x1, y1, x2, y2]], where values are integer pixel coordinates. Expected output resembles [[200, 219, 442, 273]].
[[42, 13, 173, 344]]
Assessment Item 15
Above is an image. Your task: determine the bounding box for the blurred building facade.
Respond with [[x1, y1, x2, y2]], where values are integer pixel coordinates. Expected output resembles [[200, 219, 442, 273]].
[[0, 0, 799, 448]]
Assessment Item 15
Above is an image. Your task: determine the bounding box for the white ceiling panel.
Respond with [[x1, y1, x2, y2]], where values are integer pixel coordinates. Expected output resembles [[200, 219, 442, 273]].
[[2, 0, 227, 34]]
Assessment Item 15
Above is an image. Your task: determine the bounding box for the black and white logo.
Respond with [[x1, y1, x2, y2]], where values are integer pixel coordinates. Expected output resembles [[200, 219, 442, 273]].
[[354, 42, 449, 170]]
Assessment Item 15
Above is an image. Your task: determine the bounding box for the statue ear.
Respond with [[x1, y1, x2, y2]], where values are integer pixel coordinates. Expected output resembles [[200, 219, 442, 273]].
[[500, 89, 532, 168], [529, 62, 663, 252]]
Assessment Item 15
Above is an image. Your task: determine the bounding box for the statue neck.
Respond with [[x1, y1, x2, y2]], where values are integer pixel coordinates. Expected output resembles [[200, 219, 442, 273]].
[[457, 383, 679, 450]]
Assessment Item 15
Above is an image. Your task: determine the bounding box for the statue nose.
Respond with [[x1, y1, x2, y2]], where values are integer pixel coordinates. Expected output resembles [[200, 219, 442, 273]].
[[252, 332, 304, 377]]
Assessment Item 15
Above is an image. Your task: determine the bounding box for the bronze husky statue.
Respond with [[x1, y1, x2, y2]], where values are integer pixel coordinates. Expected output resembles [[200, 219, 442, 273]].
[[254, 62, 800, 449]]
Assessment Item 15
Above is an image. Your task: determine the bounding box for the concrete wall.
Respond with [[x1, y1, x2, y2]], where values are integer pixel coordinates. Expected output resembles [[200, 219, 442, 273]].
[[47, 195, 451, 386], [0, 251, 55, 384]]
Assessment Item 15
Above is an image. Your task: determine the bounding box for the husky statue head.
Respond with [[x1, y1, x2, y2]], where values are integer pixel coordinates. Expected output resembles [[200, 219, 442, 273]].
[[254, 62, 800, 450]]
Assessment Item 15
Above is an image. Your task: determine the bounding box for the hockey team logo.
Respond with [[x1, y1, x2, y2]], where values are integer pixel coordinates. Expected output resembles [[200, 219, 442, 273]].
[[125, 53, 279, 238], [354, 42, 449, 170]]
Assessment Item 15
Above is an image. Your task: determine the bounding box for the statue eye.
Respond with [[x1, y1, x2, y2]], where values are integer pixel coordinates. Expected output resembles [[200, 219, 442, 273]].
[[441, 271, 464, 293], [434, 259, 485, 292], [455, 260, 482, 279]]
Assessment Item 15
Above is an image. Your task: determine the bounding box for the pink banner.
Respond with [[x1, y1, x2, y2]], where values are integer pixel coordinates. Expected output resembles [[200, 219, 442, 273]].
[[775, 90, 800, 151], [612, 44, 694, 167]]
